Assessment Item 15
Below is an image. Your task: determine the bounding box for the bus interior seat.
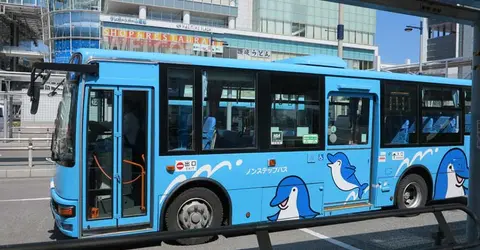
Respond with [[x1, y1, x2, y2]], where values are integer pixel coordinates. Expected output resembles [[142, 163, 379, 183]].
[[177, 114, 192, 149], [202, 116, 217, 149], [466, 113, 472, 133], [422, 117, 434, 133], [333, 115, 350, 144], [215, 129, 255, 148], [391, 119, 410, 144], [432, 116, 450, 133]]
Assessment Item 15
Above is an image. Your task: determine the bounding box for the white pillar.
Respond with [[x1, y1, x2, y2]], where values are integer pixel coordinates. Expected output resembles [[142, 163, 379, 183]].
[[139, 6, 146, 19], [228, 16, 235, 29], [374, 55, 381, 71], [405, 58, 411, 64], [183, 11, 190, 24]]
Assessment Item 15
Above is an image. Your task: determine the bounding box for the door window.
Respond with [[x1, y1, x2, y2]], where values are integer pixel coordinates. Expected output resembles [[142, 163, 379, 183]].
[[85, 89, 115, 220], [328, 95, 370, 146], [121, 90, 149, 217]]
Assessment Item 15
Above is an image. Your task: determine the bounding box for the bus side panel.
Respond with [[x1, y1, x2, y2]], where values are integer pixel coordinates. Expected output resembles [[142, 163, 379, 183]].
[[157, 151, 329, 226], [373, 146, 469, 207]]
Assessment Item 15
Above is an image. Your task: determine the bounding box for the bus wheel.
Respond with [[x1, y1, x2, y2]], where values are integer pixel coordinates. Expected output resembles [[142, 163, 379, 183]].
[[396, 173, 428, 210], [164, 187, 224, 245]]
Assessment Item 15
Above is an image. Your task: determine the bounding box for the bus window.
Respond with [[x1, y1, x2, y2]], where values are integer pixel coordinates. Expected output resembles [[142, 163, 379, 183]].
[[421, 86, 462, 144], [382, 82, 418, 145], [269, 73, 320, 149], [465, 88, 471, 134], [201, 69, 256, 150], [328, 96, 370, 145], [167, 68, 194, 151]]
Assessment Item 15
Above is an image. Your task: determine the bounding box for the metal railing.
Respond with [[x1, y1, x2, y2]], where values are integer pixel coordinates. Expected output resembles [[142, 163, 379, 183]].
[[11, 127, 54, 141], [0, 138, 51, 167], [0, 203, 478, 250]]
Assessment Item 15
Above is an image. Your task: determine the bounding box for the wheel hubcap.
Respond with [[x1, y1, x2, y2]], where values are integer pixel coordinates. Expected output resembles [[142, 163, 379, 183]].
[[177, 198, 213, 230], [403, 182, 422, 208]]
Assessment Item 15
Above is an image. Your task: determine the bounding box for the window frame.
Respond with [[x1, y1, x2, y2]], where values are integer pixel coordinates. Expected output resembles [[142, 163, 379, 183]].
[[380, 79, 465, 148], [160, 63, 261, 155], [159, 63, 326, 155], [160, 65, 197, 155], [263, 71, 325, 152], [380, 80, 420, 148], [463, 86, 471, 136], [199, 66, 259, 154], [419, 83, 463, 145]]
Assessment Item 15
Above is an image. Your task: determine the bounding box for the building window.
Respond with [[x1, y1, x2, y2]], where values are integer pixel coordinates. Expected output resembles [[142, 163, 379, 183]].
[[167, 68, 195, 151], [201, 69, 256, 150], [292, 23, 306, 37], [421, 86, 462, 144], [269, 73, 321, 149], [382, 82, 419, 145]]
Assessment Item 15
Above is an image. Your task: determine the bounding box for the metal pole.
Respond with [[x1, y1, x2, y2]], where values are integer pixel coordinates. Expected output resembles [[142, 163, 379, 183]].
[[28, 139, 33, 168], [467, 20, 480, 249], [338, 3, 344, 58], [209, 32, 213, 57], [419, 20, 423, 73], [3, 93, 7, 141]]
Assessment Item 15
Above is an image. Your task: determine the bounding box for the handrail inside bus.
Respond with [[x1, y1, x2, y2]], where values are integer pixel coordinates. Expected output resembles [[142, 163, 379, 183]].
[[92, 153, 146, 212]]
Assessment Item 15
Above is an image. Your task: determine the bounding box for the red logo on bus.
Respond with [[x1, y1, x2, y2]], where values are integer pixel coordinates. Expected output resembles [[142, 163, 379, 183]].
[[176, 162, 184, 170]]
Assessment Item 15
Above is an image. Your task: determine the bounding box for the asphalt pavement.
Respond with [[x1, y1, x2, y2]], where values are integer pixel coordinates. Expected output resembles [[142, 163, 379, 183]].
[[0, 178, 471, 250]]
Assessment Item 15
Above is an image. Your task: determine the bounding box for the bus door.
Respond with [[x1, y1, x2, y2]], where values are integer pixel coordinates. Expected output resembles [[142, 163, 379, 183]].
[[324, 79, 375, 208], [82, 86, 152, 233]]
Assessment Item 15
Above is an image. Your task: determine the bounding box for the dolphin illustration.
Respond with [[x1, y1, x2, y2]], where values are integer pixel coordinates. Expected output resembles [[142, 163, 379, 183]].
[[433, 148, 469, 199], [267, 175, 319, 222], [326, 152, 369, 199]]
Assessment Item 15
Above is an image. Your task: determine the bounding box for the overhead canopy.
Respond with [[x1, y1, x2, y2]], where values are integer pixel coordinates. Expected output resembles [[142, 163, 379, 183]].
[[327, 0, 480, 25]]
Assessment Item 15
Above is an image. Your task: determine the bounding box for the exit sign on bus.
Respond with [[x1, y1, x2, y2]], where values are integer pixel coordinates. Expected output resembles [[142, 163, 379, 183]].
[[302, 134, 318, 144], [175, 160, 197, 172]]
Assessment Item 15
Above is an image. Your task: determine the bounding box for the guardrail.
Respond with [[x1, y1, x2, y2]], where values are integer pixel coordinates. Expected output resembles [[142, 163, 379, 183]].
[[12, 127, 54, 140], [0, 138, 51, 167], [2, 127, 53, 142], [0, 203, 478, 250]]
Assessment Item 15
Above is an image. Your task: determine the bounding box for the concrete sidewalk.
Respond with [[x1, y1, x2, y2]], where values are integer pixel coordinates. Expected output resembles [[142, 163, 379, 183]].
[[0, 163, 55, 178]]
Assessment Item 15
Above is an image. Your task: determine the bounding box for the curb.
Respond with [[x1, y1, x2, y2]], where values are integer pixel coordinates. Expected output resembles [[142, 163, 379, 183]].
[[0, 168, 55, 178]]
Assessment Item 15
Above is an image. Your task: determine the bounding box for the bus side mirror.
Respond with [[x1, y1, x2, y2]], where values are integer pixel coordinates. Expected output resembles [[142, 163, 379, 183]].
[[28, 82, 41, 115], [28, 67, 51, 115]]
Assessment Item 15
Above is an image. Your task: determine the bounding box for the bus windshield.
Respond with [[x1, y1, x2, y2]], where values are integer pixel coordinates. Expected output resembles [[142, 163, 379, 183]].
[[51, 81, 78, 166], [51, 55, 80, 166]]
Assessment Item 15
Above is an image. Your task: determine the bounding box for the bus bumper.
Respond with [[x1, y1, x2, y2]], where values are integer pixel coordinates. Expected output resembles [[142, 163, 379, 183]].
[[50, 178, 79, 238]]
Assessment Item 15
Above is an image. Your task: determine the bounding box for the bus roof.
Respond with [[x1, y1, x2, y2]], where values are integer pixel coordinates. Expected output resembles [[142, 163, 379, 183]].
[[76, 48, 471, 87]]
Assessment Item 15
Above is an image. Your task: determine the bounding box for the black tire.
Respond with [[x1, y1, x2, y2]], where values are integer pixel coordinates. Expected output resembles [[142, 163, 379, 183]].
[[164, 187, 224, 245], [395, 173, 428, 210]]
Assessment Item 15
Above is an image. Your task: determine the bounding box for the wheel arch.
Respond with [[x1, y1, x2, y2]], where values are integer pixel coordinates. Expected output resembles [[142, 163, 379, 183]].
[[394, 164, 433, 205], [159, 178, 232, 230]]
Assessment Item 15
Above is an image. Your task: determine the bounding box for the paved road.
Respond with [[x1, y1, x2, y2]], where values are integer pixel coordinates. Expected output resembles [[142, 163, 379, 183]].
[[0, 178, 470, 250]]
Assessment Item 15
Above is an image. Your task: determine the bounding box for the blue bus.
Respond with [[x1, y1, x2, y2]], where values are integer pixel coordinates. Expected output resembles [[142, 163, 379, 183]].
[[28, 49, 471, 245]]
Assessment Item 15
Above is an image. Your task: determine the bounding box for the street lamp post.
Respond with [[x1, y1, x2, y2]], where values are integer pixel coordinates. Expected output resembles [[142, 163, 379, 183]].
[[405, 20, 424, 73]]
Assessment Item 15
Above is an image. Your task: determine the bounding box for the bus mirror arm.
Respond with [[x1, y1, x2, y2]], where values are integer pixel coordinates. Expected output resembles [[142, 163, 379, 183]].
[[28, 66, 51, 115]]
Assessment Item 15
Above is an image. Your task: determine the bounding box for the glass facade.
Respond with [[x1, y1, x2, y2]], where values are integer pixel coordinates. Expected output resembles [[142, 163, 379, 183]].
[[46, 0, 376, 69], [101, 22, 374, 70], [252, 0, 376, 46], [45, 0, 101, 62]]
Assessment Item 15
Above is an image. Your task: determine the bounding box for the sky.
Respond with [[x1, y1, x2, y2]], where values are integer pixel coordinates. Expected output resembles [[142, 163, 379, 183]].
[[375, 10, 422, 65]]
